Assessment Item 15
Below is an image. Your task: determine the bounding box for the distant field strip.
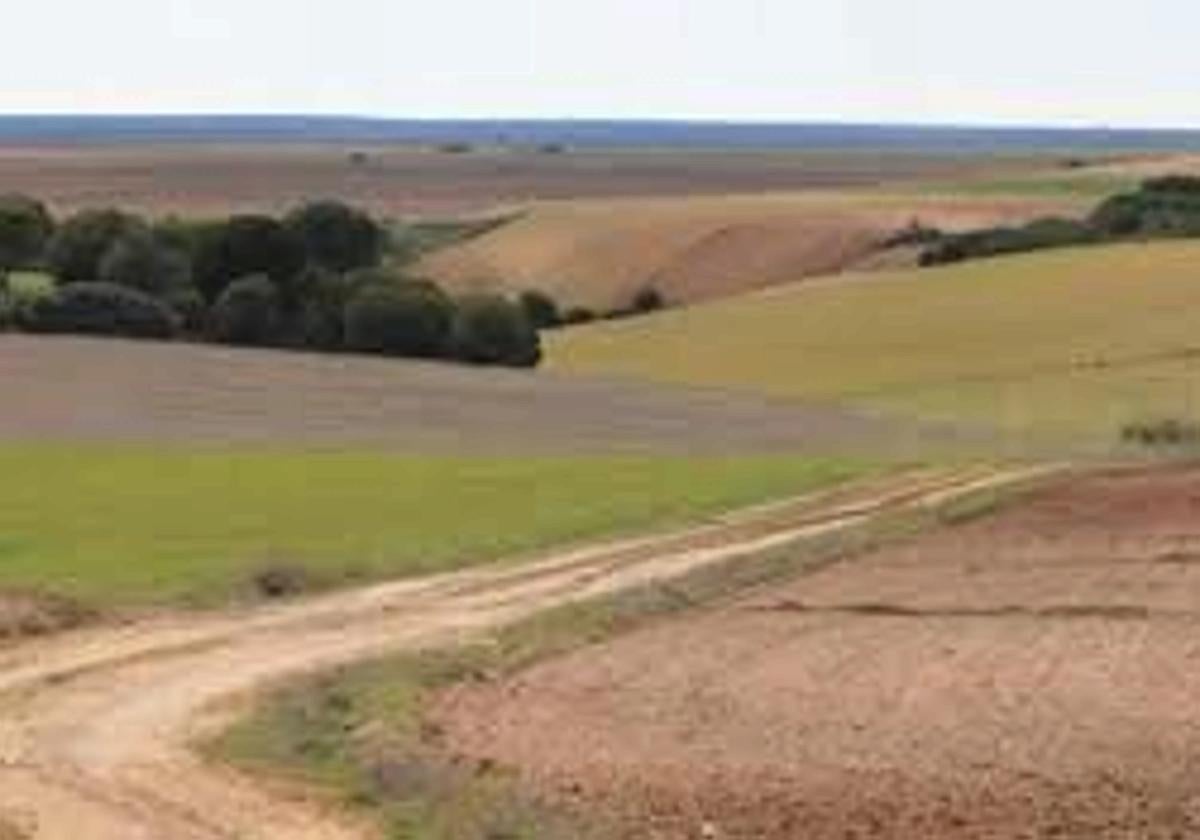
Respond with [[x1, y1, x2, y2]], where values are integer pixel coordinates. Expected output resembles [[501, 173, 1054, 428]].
[[0, 446, 867, 605], [547, 240, 1200, 439]]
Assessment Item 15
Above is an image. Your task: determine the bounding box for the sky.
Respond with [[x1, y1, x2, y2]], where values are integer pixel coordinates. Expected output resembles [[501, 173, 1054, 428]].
[[3, 0, 1198, 127]]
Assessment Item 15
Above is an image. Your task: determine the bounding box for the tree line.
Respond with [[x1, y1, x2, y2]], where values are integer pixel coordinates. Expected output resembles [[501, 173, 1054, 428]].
[[0, 198, 544, 367], [918, 176, 1200, 267]]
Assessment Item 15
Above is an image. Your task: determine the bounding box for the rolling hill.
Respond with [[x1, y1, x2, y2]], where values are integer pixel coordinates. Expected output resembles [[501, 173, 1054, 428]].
[[422, 190, 1083, 308], [546, 240, 1200, 441]]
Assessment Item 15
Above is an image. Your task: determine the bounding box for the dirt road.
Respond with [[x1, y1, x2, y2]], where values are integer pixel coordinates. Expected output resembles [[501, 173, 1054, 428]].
[[0, 466, 1042, 839]]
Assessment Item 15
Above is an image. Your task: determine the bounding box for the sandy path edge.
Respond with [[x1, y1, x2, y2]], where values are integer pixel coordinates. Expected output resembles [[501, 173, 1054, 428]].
[[0, 465, 1054, 839]]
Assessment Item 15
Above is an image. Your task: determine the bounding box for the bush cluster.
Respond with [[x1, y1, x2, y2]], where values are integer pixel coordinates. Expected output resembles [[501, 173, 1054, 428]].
[[918, 175, 1200, 267], [1121, 418, 1200, 447], [0, 197, 541, 368]]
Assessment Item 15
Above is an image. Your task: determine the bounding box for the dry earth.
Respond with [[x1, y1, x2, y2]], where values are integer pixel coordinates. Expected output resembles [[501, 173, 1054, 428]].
[[0, 467, 1032, 839], [437, 465, 1200, 839], [0, 335, 933, 454], [421, 191, 1085, 307]]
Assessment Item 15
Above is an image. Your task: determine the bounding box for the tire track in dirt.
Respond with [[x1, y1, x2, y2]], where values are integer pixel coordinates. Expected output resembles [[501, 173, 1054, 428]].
[[0, 465, 1051, 839]]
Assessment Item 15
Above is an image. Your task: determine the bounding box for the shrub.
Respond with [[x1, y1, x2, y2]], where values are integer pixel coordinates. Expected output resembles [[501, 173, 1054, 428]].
[[0, 194, 53, 272], [562, 306, 598, 326], [209, 275, 279, 346], [451, 294, 541, 367], [518, 289, 562, 330], [285, 200, 385, 273], [1120, 418, 1200, 447], [25, 282, 180, 339], [4, 271, 56, 328], [47, 209, 145, 284], [344, 282, 455, 358]]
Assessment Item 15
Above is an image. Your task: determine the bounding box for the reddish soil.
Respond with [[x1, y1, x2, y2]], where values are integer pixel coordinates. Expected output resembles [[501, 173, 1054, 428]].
[[436, 466, 1200, 838]]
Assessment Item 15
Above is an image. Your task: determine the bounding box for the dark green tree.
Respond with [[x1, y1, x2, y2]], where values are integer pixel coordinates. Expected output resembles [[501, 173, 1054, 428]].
[[98, 230, 192, 296], [193, 216, 304, 303], [25, 282, 180, 339], [285, 201, 385, 273], [344, 282, 454, 358], [0, 194, 53, 272], [518, 289, 562, 330], [451, 294, 541, 367], [47, 209, 144, 285], [209, 275, 280, 346]]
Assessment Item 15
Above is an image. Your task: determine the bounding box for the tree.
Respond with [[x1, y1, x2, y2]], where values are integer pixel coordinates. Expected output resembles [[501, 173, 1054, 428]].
[[24, 282, 180, 339], [344, 282, 454, 358], [451, 294, 541, 367], [209, 275, 279, 346], [285, 201, 385, 273], [518, 289, 561, 330], [47, 209, 144, 285], [293, 266, 353, 350], [0, 195, 53, 272], [98, 229, 191, 296], [193, 216, 304, 303]]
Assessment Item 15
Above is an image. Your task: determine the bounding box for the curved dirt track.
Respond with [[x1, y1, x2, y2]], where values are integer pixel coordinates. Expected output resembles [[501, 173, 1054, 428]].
[[0, 466, 1042, 839]]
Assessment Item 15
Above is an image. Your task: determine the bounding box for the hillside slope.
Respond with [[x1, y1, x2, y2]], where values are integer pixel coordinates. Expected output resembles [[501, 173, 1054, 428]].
[[421, 191, 1082, 308], [546, 240, 1200, 439]]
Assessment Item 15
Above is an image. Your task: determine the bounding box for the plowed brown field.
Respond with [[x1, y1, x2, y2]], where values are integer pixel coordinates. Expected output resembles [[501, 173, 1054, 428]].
[[437, 466, 1200, 839]]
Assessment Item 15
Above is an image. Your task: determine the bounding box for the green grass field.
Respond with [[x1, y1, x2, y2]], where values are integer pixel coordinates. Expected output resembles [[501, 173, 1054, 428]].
[[0, 446, 867, 606], [547, 240, 1200, 441]]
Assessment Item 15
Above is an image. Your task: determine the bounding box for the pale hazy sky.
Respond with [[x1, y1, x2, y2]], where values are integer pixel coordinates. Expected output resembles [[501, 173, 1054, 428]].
[[5, 1, 1197, 126]]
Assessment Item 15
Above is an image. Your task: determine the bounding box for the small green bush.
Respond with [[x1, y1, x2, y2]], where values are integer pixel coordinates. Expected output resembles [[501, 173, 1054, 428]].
[[25, 282, 180, 339], [1120, 418, 1200, 447], [209, 275, 280, 346]]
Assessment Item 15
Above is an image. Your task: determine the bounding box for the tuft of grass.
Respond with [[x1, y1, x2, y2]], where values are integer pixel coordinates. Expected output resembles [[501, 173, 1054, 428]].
[[0, 445, 868, 606], [547, 240, 1200, 443]]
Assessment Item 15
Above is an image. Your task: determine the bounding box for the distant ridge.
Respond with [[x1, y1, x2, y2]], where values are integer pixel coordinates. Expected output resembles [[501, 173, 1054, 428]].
[[1, 116, 1200, 152]]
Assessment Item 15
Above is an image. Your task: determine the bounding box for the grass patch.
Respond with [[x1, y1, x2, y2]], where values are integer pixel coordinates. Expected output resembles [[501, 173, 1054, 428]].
[[547, 240, 1200, 443], [214, 469, 1040, 839], [0, 445, 867, 606]]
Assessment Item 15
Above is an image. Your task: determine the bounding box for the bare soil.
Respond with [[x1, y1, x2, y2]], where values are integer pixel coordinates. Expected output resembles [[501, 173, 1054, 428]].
[[0, 145, 1049, 218], [0, 334, 931, 454], [422, 192, 1082, 307], [0, 467, 1027, 839], [436, 466, 1200, 839]]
